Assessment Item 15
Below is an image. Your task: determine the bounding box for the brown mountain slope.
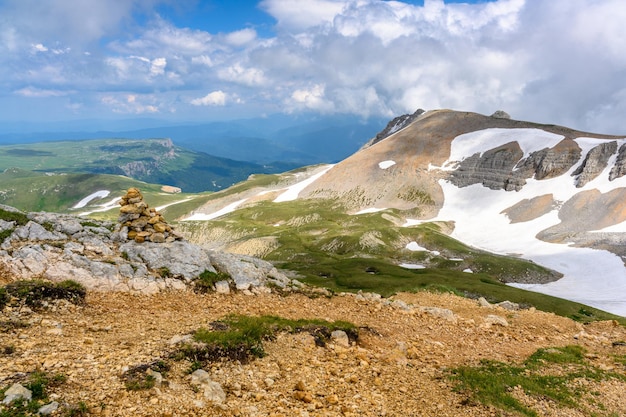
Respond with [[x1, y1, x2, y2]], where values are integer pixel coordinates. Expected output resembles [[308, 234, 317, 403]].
[[298, 109, 624, 216]]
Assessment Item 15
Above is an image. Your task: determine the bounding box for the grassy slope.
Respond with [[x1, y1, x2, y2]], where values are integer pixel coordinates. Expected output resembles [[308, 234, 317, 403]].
[[0, 138, 283, 193], [179, 198, 625, 324]]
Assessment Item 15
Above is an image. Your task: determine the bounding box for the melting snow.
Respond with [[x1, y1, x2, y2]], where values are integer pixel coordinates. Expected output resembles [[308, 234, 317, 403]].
[[406, 241, 428, 251], [274, 165, 334, 203], [399, 263, 426, 269], [378, 160, 396, 169], [73, 190, 110, 209], [427, 128, 626, 316], [185, 199, 247, 221], [354, 207, 387, 214]]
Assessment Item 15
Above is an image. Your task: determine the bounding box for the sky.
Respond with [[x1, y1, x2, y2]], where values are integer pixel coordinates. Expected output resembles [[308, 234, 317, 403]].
[[1, 0, 626, 134]]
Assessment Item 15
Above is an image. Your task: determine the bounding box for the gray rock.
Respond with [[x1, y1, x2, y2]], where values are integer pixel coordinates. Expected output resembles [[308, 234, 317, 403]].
[[609, 143, 626, 180], [2, 383, 32, 404], [38, 401, 59, 415], [449, 142, 527, 191], [485, 314, 509, 327], [119, 241, 216, 280], [572, 141, 618, 187], [14, 221, 67, 241], [209, 250, 290, 290], [0, 219, 15, 231], [330, 330, 350, 347], [190, 369, 226, 404], [490, 110, 511, 119], [497, 300, 520, 311], [419, 306, 457, 322], [214, 280, 231, 294]]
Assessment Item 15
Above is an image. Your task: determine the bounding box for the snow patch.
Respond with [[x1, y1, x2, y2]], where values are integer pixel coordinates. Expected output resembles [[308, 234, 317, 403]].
[[185, 199, 247, 221], [378, 160, 396, 169], [354, 207, 387, 214], [274, 165, 334, 203], [406, 241, 428, 251], [73, 190, 110, 209], [399, 263, 426, 269]]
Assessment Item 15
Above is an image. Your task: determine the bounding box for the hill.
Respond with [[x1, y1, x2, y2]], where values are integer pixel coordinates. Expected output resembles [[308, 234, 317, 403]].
[[175, 110, 626, 317], [0, 138, 293, 193]]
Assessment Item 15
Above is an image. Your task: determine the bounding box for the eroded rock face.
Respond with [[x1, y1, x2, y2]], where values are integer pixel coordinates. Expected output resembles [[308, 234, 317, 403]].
[[572, 141, 618, 187], [449, 141, 527, 191], [0, 202, 298, 294]]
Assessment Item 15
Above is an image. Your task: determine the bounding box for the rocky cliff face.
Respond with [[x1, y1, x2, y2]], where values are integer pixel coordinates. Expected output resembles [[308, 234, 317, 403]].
[[0, 202, 297, 294]]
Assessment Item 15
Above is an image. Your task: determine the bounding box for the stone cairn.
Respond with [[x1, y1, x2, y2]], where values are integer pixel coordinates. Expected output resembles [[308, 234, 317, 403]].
[[118, 187, 184, 243]]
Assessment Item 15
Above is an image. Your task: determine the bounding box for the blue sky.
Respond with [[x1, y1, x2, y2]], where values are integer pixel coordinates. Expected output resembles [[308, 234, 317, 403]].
[[1, 0, 625, 133]]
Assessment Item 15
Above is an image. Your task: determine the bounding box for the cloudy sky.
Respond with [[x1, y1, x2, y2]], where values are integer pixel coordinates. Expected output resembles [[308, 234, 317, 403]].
[[1, 0, 625, 133]]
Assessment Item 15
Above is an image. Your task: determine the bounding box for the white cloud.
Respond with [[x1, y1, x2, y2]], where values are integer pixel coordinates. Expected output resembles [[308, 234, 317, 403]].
[[191, 90, 228, 106], [224, 28, 257, 46], [14, 87, 68, 98], [218, 63, 267, 86], [101, 93, 160, 114], [260, 0, 346, 30], [32, 43, 48, 52], [1, 0, 626, 134], [289, 84, 333, 111]]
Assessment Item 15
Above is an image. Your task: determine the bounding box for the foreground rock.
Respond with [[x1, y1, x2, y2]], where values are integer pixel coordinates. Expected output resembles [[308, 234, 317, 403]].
[[0, 204, 296, 294]]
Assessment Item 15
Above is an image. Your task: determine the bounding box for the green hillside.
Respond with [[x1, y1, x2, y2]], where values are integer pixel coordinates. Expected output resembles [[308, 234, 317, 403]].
[[176, 196, 623, 324], [0, 138, 287, 193]]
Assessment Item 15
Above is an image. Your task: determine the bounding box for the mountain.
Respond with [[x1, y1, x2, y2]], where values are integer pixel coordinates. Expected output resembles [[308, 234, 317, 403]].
[[0, 114, 386, 166], [176, 109, 626, 317], [0, 138, 292, 194]]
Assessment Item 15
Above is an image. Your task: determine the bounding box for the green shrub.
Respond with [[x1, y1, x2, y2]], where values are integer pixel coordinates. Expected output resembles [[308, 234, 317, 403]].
[[120, 360, 169, 391], [0, 208, 28, 225], [174, 315, 358, 365], [193, 270, 230, 293], [3, 279, 86, 308], [449, 345, 626, 416]]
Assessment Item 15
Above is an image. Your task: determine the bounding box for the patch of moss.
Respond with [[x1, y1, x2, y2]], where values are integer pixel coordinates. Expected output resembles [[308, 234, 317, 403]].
[[193, 269, 230, 293], [174, 315, 358, 365], [3, 279, 86, 309], [120, 360, 169, 391], [449, 345, 626, 416]]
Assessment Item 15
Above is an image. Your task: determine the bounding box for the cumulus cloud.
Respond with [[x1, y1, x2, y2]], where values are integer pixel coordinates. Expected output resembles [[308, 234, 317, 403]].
[[1, 0, 626, 133], [191, 90, 228, 106]]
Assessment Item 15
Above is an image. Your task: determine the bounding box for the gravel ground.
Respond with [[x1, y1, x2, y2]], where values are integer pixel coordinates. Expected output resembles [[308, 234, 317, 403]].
[[1, 289, 626, 416]]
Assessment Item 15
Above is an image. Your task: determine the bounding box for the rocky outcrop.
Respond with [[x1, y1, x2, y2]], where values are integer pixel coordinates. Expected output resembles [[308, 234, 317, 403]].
[[516, 138, 582, 180], [0, 203, 297, 294], [363, 108, 425, 148], [449, 141, 527, 191], [609, 143, 626, 181], [572, 141, 618, 187]]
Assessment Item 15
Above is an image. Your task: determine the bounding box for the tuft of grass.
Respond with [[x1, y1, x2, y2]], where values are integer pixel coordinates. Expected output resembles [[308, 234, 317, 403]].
[[193, 269, 230, 293], [174, 315, 358, 365], [156, 267, 171, 278], [0, 370, 67, 416], [120, 360, 169, 391], [3, 279, 86, 309], [0, 208, 29, 226], [449, 345, 626, 416]]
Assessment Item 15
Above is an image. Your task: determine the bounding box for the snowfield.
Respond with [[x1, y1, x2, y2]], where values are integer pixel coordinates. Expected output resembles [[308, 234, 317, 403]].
[[424, 128, 626, 316], [73, 190, 110, 209]]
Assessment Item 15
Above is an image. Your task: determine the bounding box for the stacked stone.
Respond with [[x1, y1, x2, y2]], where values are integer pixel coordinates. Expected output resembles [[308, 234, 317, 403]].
[[118, 187, 183, 243]]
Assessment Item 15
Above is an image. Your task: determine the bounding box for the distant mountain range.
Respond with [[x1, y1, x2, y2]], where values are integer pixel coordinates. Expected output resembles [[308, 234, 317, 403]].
[[0, 113, 387, 166]]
